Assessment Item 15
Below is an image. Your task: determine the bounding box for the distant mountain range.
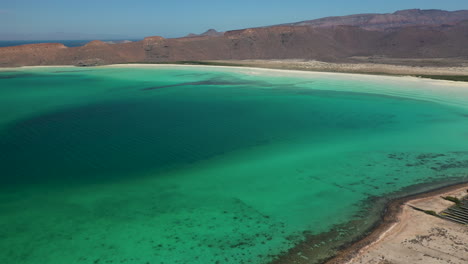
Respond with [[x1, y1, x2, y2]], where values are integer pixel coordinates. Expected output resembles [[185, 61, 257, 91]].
[[280, 9, 468, 30], [1, 9, 468, 67]]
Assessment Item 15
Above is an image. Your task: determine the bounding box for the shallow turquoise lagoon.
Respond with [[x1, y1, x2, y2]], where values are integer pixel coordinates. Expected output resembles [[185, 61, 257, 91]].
[[1, 65, 468, 264]]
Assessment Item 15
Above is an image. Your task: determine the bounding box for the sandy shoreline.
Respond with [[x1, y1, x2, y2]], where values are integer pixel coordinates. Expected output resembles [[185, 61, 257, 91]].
[[205, 59, 468, 77], [2, 59, 468, 81], [326, 183, 468, 264], [269, 182, 468, 264], [4, 62, 467, 87], [268, 182, 468, 264]]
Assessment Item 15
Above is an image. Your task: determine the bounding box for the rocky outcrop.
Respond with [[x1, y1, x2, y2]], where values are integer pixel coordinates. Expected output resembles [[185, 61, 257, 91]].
[[142, 36, 171, 61], [1, 9, 468, 67]]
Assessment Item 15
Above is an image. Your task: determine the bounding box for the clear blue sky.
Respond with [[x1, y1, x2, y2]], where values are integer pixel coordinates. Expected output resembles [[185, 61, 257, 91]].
[[1, 0, 468, 39]]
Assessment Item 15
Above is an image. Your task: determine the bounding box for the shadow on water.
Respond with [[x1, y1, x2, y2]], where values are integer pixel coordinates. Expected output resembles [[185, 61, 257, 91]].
[[52, 70, 96, 73], [0, 72, 81, 80], [0, 97, 294, 187], [0, 73, 36, 79], [141, 76, 446, 107], [141, 77, 283, 90], [0, 85, 418, 188]]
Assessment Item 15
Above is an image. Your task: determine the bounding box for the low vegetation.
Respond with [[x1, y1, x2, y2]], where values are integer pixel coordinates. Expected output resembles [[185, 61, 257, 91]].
[[415, 75, 468, 82], [423, 210, 439, 216], [125, 61, 246, 67], [442, 196, 462, 205]]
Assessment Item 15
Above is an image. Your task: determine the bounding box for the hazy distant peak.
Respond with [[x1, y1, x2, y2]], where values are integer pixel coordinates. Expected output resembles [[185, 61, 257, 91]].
[[185, 29, 224, 38], [201, 29, 223, 36]]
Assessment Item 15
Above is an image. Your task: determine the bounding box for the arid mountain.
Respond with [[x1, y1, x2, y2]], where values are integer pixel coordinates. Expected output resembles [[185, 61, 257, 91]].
[[200, 29, 224, 36], [1, 9, 468, 67], [185, 29, 224, 38], [282, 9, 468, 31]]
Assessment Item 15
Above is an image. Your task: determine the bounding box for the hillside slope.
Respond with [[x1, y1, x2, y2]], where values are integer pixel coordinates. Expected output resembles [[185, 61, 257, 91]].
[[1, 9, 468, 67]]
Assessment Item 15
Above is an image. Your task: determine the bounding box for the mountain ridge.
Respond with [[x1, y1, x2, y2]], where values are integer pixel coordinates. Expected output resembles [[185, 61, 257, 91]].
[[1, 9, 468, 67], [279, 9, 468, 31]]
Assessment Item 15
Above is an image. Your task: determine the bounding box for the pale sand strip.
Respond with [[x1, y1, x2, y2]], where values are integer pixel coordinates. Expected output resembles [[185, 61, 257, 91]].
[[2, 58, 468, 77], [206, 59, 468, 77], [3, 62, 468, 88], [327, 184, 468, 264], [103, 63, 468, 88]]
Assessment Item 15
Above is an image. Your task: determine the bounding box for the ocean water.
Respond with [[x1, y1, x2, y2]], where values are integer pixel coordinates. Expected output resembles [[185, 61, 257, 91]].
[[0, 40, 94, 47], [0, 39, 140, 48], [0, 65, 468, 264]]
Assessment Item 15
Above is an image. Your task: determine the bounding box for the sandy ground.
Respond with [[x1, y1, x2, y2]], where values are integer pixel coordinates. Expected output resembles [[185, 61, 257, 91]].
[[207, 59, 468, 76], [329, 184, 468, 264]]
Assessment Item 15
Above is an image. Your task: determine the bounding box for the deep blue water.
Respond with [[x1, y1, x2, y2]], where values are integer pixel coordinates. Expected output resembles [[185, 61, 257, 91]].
[[0, 39, 141, 48]]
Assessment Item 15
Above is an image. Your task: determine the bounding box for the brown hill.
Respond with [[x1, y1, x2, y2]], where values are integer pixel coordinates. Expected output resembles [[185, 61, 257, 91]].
[[1, 9, 468, 67], [0, 43, 68, 67]]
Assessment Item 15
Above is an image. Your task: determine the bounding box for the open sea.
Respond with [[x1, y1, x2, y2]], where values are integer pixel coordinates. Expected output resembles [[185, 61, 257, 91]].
[[0, 40, 140, 47], [1, 65, 468, 264]]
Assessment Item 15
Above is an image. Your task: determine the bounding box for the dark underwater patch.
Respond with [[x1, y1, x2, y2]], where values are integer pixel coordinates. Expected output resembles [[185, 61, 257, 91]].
[[142, 77, 277, 90], [0, 73, 35, 79]]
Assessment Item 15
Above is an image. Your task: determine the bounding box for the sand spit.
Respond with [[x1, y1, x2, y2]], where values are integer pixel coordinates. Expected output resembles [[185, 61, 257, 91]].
[[205, 59, 468, 77], [102, 63, 468, 89], [327, 184, 468, 264], [4, 58, 468, 78]]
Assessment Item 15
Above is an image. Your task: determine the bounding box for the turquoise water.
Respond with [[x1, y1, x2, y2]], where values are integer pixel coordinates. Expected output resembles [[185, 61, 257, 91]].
[[1, 65, 468, 264]]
